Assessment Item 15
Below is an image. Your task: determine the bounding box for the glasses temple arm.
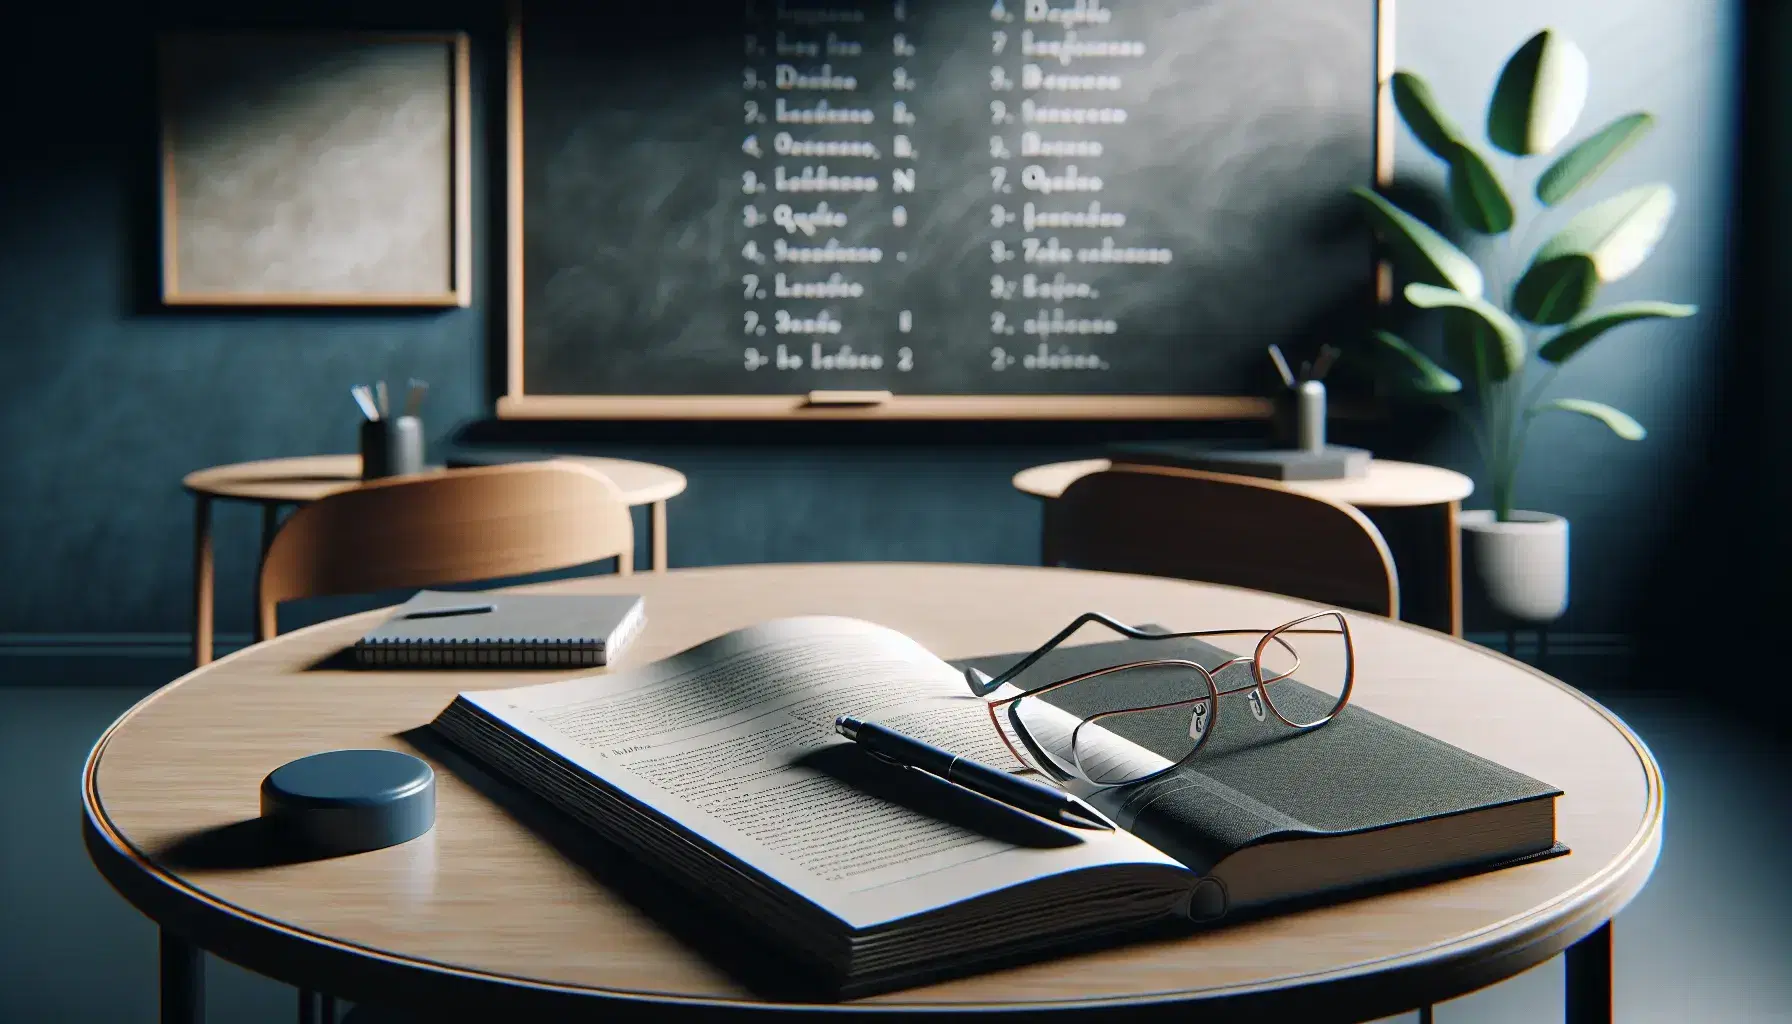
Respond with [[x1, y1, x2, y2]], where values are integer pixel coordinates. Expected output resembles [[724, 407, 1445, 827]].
[[966, 610, 1349, 698], [967, 612, 1177, 696]]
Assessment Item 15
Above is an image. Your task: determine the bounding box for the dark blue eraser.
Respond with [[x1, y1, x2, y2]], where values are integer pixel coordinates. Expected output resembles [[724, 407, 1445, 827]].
[[260, 749, 436, 857]]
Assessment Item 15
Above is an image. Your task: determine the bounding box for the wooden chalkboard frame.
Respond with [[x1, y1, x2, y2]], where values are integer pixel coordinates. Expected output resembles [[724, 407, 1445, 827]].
[[160, 32, 473, 308], [500, 3, 1395, 420]]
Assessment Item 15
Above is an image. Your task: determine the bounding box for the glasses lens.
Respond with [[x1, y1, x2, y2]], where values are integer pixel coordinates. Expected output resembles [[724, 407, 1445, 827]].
[[1253, 612, 1352, 728], [1007, 662, 1217, 786]]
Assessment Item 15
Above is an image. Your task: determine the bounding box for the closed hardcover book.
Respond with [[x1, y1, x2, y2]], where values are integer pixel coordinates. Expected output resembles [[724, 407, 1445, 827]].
[[956, 633, 1567, 921], [1108, 440, 1371, 481], [355, 590, 645, 668]]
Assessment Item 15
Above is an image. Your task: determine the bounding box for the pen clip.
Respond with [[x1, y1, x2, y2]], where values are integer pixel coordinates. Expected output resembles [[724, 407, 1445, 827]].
[[862, 747, 907, 769]]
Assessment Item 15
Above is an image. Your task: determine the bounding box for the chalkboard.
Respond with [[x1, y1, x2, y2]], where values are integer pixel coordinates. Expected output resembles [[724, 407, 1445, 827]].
[[502, 1, 1388, 419]]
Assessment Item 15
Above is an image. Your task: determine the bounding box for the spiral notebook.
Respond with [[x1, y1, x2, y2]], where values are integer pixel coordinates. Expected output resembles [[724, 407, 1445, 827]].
[[354, 590, 645, 668]]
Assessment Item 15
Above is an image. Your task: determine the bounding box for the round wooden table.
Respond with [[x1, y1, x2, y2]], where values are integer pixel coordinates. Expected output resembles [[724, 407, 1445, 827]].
[[181, 454, 687, 667], [84, 563, 1658, 1024], [1014, 459, 1476, 636]]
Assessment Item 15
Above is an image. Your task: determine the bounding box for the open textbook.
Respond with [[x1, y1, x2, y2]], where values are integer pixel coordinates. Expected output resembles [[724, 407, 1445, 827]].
[[430, 617, 1563, 995]]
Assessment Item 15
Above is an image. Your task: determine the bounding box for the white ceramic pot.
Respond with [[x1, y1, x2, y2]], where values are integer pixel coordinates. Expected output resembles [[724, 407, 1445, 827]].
[[1460, 510, 1570, 624]]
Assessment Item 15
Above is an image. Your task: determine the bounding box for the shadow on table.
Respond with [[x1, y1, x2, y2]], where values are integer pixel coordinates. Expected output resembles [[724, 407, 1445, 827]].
[[149, 818, 337, 870], [306, 648, 365, 671]]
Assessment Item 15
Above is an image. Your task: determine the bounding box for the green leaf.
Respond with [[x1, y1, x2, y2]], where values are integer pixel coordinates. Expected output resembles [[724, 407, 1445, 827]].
[[1532, 183, 1677, 283], [1487, 30, 1590, 156], [1512, 185, 1676, 325], [1442, 314, 1492, 381], [1404, 283, 1525, 379], [1533, 398, 1646, 440], [1536, 112, 1656, 206], [1447, 142, 1515, 234], [1392, 71, 1464, 161], [1371, 329, 1462, 394], [1512, 254, 1600, 325], [1538, 301, 1698, 364], [1351, 187, 1485, 298]]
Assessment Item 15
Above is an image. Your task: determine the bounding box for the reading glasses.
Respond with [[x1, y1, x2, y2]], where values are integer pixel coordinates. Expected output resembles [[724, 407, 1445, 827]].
[[963, 610, 1356, 788]]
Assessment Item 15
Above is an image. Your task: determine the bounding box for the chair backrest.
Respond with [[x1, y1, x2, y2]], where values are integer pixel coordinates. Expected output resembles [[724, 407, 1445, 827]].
[[1044, 465, 1399, 617], [257, 461, 635, 639]]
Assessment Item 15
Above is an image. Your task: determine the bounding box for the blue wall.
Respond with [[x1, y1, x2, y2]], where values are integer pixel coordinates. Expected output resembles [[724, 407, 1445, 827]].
[[1389, 0, 1743, 639], [1744, 0, 1790, 625], [0, 1, 1746, 655]]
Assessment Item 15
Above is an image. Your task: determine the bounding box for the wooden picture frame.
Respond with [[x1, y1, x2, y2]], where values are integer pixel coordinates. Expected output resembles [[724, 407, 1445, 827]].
[[499, 2, 1394, 420], [160, 32, 472, 307]]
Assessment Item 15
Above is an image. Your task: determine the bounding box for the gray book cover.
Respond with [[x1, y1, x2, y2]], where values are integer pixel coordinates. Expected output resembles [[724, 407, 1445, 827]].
[[1107, 440, 1372, 481], [355, 590, 644, 668], [954, 631, 1563, 877]]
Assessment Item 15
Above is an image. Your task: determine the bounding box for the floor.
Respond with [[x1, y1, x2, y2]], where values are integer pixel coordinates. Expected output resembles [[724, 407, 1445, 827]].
[[1, 658, 1788, 1023]]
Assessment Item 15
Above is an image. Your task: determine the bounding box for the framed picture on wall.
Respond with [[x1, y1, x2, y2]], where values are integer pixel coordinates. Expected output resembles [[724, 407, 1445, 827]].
[[158, 32, 472, 307]]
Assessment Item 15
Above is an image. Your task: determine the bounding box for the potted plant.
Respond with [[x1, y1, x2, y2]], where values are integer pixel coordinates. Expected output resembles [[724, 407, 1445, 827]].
[[1355, 29, 1697, 625]]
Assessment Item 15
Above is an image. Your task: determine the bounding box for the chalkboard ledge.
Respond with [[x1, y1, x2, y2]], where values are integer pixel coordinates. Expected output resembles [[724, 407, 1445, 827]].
[[496, 394, 1274, 422]]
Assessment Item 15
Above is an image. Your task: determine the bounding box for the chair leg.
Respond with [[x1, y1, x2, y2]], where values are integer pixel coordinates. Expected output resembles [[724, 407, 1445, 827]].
[[192, 496, 215, 667], [256, 505, 282, 642], [257, 600, 278, 644]]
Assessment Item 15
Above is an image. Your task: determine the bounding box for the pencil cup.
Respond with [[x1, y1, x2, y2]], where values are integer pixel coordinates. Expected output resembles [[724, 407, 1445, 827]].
[[1295, 380, 1327, 452], [1269, 381, 1327, 451], [361, 416, 425, 480]]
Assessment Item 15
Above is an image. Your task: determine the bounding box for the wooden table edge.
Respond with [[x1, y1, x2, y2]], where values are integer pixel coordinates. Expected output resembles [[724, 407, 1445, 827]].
[[84, 566, 1664, 1019], [1010, 460, 1476, 509], [181, 456, 690, 507]]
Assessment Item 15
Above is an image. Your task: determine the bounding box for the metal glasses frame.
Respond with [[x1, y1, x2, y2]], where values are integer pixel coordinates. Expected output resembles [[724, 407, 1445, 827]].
[[963, 610, 1356, 788]]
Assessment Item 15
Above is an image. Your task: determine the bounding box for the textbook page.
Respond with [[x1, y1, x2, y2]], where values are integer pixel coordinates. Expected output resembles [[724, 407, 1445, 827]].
[[997, 691, 1176, 831], [456, 616, 1184, 930]]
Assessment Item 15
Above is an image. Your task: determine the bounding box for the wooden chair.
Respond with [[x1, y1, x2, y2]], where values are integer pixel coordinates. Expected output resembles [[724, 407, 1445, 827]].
[[257, 461, 635, 641], [1044, 465, 1400, 617]]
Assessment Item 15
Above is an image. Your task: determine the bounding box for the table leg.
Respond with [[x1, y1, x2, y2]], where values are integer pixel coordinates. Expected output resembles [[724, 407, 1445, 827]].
[[1445, 500, 1463, 638], [298, 989, 325, 1024], [1357, 504, 1451, 633], [161, 929, 203, 1024], [649, 500, 669, 572], [1565, 921, 1613, 1024], [192, 497, 215, 668], [254, 504, 280, 644], [1040, 500, 1062, 568], [1418, 1005, 1434, 1024]]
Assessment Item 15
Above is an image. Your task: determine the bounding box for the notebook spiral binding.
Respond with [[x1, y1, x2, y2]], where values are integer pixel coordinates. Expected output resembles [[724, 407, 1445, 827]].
[[355, 640, 608, 667]]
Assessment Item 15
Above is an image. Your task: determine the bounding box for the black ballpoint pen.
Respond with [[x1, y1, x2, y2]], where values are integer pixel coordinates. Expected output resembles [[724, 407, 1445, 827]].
[[834, 716, 1114, 831], [401, 603, 496, 620]]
